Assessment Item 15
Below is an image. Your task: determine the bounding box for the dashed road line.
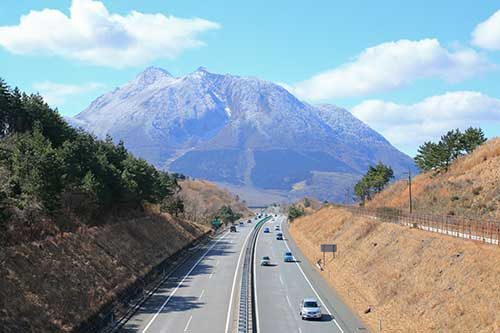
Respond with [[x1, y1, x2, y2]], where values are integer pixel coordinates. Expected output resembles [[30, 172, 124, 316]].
[[141, 232, 229, 333], [183, 315, 193, 332]]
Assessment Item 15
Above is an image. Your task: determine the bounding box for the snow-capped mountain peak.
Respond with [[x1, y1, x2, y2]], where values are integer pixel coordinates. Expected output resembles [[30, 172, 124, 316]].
[[72, 67, 416, 203]]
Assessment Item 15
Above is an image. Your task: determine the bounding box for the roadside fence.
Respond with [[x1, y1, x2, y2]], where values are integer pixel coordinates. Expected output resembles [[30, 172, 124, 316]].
[[339, 205, 500, 246]]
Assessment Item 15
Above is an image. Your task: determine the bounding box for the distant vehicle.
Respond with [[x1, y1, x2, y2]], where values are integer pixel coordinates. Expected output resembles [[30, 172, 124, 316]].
[[239, 221, 244, 225], [275, 225, 280, 231], [260, 256, 271, 266], [284, 251, 294, 262], [276, 233, 283, 240], [230, 225, 237, 232], [300, 298, 322, 320], [263, 227, 270, 233], [275, 214, 278, 217], [247, 219, 252, 223]]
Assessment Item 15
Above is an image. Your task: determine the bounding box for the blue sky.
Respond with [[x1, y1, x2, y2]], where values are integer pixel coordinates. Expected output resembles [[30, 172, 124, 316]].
[[0, 0, 499, 155]]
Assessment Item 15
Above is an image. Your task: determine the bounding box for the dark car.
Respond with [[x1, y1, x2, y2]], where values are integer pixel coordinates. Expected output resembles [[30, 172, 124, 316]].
[[230, 225, 237, 232], [276, 233, 283, 240]]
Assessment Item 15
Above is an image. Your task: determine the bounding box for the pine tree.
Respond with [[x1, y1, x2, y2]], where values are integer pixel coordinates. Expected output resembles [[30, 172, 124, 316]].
[[461, 127, 486, 154]]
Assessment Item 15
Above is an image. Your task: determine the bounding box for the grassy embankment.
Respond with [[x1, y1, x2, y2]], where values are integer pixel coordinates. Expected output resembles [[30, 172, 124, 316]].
[[289, 138, 500, 332]]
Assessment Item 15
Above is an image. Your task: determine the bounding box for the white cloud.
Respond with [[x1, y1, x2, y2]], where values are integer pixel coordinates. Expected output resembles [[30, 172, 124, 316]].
[[33, 81, 104, 105], [0, 0, 220, 67], [351, 91, 500, 153], [288, 39, 491, 101], [472, 10, 500, 50]]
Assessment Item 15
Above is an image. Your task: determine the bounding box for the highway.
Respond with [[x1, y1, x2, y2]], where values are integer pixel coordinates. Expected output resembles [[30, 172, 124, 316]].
[[254, 214, 367, 333], [121, 213, 367, 333], [121, 221, 254, 333]]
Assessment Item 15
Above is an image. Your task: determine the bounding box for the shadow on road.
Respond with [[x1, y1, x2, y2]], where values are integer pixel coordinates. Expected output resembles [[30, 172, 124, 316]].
[[119, 238, 238, 332]]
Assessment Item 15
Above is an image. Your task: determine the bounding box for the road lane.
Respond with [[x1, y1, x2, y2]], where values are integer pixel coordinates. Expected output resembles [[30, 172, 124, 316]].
[[255, 214, 367, 333], [121, 221, 253, 333]]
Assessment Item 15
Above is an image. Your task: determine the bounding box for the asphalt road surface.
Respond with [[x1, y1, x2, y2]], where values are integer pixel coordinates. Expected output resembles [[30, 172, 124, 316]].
[[254, 215, 367, 333], [121, 213, 367, 333], [121, 221, 254, 333]]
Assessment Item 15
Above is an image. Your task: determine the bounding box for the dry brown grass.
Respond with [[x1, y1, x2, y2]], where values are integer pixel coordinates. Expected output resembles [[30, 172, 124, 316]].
[[178, 179, 252, 224], [367, 138, 500, 220], [289, 206, 500, 333]]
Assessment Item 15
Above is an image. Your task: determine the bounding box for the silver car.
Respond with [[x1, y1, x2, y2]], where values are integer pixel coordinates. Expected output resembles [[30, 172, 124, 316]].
[[300, 298, 322, 320]]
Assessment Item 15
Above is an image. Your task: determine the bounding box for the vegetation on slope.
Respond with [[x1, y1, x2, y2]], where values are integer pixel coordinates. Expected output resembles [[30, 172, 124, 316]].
[[354, 162, 394, 204], [177, 179, 252, 224], [367, 138, 500, 219], [0, 79, 180, 246], [415, 127, 486, 172]]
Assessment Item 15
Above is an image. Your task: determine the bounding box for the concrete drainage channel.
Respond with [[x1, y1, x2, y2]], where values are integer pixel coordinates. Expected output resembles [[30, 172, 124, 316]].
[[238, 216, 272, 333]]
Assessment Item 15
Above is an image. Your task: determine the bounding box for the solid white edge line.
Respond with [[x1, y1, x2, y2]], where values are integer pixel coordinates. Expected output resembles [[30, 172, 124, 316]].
[[142, 231, 229, 333], [283, 220, 344, 333], [224, 227, 254, 333]]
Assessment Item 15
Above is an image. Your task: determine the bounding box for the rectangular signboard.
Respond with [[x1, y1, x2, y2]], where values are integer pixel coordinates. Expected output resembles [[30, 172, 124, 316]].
[[320, 244, 337, 253]]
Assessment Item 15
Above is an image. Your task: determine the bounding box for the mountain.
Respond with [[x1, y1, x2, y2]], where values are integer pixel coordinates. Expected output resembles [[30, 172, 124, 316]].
[[73, 67, 416, 204]]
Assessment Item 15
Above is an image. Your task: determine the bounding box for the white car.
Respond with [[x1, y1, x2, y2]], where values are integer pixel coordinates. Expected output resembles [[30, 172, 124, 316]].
[[300, 298, 322, 320], [274, 225, 280, 231]]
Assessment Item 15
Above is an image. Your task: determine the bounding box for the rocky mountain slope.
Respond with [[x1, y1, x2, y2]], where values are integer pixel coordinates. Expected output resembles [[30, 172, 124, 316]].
[[73, 67, 416, 204]]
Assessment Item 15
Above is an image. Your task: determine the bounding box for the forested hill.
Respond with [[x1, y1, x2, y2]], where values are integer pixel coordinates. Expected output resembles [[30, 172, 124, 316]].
[[0, 78, 180, 246]]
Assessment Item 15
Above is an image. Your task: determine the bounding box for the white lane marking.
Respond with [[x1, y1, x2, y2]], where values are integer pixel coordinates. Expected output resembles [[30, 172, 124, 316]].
[[284, 229, 344, 333], [279, 274, 284, 285], [183, 315, 193, 332], [225, 227, 253, 333], [198, 289, 205, 300], [215, 259, 219, 267], [209, 272, 214, 279], [142, 232, 229, 333], [298, 328, 302, 333], [286, 295, 292, 308]]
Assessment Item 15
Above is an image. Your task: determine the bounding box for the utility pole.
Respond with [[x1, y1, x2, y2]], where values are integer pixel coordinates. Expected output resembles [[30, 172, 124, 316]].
[[407, 168, 413, 214]]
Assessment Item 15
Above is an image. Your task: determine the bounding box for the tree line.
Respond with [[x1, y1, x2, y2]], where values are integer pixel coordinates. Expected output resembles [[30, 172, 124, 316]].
[[0, 78, 180, 228], [414, 127, 486, 172]]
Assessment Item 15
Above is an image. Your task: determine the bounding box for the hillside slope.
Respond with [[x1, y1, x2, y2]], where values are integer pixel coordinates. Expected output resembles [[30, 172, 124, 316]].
[[1, 211, 208, 332], [367, 138, 500, 219], [178, 179, 253, 224], [289, 206, 500, 332]]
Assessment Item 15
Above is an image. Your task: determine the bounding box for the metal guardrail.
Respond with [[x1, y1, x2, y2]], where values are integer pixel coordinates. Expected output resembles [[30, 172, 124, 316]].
[[238, 216, 271, 333]]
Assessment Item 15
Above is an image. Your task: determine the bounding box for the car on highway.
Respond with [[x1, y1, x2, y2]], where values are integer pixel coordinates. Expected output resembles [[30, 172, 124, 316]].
[[230, 225, 237, 232], [239, 221, 244, 225], [284, 251, 294, 262], [300, 298, 322, 320], [247, 219, 252, 223], [263, 227, 270, 233], [260, 256, 271, 266], [274, 225, 280, 231], [276, 232, 283, 240]]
